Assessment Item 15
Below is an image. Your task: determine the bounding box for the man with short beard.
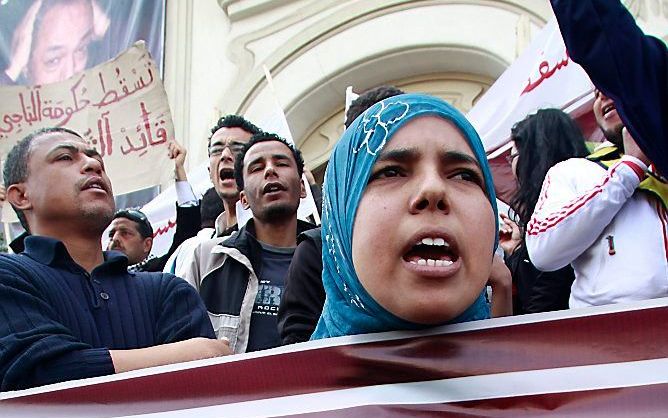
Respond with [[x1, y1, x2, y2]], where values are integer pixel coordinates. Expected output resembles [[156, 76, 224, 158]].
[[0, 128, 231, 391], [525, 93, 667, 308], [182, 132, 314, 353], [161, 115, 261, 279]]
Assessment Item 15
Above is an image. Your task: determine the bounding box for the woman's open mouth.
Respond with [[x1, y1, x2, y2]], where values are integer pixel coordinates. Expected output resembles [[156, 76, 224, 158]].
[[402, 236, 460, 269]]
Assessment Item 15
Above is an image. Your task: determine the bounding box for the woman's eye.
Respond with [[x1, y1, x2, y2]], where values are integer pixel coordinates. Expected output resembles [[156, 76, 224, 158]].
[[451, 170, 482, 185], [57, 154, 73, 161], [370, 166, 404, 182], [76, 45, 88, 56]]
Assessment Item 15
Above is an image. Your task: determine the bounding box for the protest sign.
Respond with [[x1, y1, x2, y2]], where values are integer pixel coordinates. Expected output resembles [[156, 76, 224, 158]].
[[467, 19, 594, 154], [0, 41, 173, 222]]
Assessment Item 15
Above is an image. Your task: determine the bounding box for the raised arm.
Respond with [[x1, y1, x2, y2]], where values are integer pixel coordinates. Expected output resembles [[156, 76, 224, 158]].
[[550, 0, 668, 174]]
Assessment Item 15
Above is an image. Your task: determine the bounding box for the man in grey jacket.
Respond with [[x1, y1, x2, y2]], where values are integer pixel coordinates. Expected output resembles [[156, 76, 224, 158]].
[[182, 132, 314, 353]]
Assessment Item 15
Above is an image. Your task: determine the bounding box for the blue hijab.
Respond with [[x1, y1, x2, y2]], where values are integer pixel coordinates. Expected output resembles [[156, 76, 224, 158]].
[[311, 94, 498, 340]]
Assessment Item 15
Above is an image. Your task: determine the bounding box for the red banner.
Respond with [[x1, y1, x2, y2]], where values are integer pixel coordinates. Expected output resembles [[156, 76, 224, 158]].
[[2, 298, 667, 417]]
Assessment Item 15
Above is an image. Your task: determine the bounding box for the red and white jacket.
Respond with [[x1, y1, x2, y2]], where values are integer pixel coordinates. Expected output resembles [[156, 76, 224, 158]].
[[526, 155, 668, 308]]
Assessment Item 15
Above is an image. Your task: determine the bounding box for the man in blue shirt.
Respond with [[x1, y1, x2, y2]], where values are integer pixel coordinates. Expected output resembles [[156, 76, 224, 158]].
[[0, 127, 231, 391]]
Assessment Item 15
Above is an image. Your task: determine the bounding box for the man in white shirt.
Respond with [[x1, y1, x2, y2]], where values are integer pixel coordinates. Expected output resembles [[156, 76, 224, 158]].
[[526, 91, 667, 308]]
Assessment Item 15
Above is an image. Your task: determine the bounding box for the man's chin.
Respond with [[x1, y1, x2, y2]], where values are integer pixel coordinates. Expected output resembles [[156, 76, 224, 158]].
[[82, 205, 115, 232], [219, 190, 240, 201], [601, 124, 624, 148], [255, 202, 299, 222]]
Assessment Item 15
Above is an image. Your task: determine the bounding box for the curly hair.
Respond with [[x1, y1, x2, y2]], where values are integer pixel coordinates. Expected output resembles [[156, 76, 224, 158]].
[[208, 115, 261, 149]]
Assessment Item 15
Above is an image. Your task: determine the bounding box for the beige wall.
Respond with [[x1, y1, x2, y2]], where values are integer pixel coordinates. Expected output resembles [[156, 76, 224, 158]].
[[163, 0, 666, 172]]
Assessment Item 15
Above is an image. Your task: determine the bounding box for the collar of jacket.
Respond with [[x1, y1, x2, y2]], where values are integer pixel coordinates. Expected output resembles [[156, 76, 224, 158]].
[[221, 218, 316, 276], [588, 145, 668, 208]]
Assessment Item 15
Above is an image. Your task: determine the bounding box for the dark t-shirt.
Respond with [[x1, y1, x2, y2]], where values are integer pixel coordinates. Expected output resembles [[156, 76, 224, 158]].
[[246, 242, 295, 352]]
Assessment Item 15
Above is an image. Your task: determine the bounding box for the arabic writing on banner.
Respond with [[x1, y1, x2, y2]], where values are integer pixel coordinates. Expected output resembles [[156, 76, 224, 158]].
[[0, 41, 173, 221], [467, 19, 593, 153], [521, 50, 571, 96]]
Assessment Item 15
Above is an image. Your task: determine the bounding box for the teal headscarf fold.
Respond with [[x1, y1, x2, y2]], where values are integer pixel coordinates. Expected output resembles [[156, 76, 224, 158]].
[[311, 94, 498, 340]]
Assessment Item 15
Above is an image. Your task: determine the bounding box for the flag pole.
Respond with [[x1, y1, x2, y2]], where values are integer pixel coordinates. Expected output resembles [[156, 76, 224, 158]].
[[262, 65, 321, 225]]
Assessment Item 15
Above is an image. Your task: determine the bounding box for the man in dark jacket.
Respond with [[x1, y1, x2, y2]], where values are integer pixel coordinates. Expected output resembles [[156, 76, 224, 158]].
[[183, 132, 314, 353], [0, 128, 230, 391], [107, 141, 201, 272]]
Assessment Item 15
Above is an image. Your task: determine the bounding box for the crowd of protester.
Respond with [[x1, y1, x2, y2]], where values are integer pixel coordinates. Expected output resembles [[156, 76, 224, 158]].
[[0, 0, 665, 391]]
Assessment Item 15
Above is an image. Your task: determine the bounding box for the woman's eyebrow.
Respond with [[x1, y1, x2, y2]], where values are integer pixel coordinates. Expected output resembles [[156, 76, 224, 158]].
[[440, 151, 481, 168], [376, 147, 419, 164]]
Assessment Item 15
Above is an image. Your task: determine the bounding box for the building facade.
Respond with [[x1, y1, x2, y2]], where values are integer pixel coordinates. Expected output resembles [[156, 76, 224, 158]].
[[164, 0, 668, 176]]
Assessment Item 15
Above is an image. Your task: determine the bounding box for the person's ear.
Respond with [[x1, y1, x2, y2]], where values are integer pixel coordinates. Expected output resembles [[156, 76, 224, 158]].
[[300, 178, 307, 199], [239, 190, 250, 210], [207, 164, 214, 183], [143, 236, 153, 256], [6, 184, 32, 211]]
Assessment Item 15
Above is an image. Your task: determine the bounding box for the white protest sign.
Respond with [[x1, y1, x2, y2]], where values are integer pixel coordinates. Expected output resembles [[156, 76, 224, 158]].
[[0, 41, 173, 222], [467, 19, 594, 153], [344, 86, 360, 124], [102, 162, 213, 259]]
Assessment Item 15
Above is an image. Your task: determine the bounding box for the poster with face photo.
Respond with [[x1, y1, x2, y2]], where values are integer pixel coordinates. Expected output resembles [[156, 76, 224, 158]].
[[0, 0, 165, 86]]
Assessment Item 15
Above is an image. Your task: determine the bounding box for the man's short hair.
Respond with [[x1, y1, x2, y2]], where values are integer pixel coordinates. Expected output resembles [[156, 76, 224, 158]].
[[208, 115, 261, 149], [200, 187, 224, 228], [113, 209, 153, 239], [345, 85, 405, 128], [234, 132, 305, 191], [3, 127, 83, 232]]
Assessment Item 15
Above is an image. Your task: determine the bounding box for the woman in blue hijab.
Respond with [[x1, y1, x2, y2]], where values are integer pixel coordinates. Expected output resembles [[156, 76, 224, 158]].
[[311, 93, 499, 339]]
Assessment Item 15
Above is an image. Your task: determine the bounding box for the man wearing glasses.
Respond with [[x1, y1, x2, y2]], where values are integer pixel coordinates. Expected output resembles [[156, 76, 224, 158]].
[[206, 115, 262, 236], [162, 115, 261, 279]]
